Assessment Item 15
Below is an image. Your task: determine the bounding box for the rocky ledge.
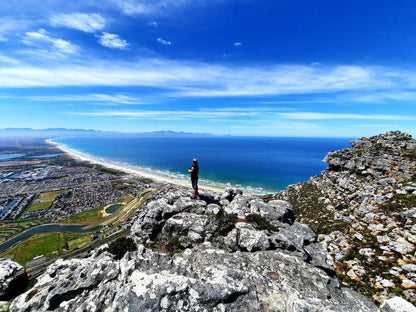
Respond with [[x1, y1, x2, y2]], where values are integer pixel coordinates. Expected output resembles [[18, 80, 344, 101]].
[[8, 187, 382, 312], [273, 131, 416, 305]]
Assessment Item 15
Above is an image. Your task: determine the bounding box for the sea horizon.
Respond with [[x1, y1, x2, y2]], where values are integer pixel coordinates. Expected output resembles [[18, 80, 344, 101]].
[[49, 135, 354, 195]]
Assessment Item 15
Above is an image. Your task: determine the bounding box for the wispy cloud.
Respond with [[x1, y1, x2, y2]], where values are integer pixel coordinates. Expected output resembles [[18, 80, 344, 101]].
[[1, 57, 415, 103], [67, 108, 260, 120], [22, 29, 79, 55], [0, 17, 33, 42], [233, 42, 242, 47], [349, 91, 416, 103], [278, 112, 416, 120], [98, 32, 129, 49], [0, 55, 19, 65], [31, 93, 146, 105], [157, 38, 172, 46], [66, 108, 415, 124], [50, 13, 106, 32]]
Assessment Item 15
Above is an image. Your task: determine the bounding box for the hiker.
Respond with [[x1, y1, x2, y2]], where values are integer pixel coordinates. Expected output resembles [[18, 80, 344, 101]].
[[188, 158, 199, 199]]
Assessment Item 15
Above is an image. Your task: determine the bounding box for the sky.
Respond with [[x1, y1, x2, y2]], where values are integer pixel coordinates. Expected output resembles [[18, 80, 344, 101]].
[[0, 0, 416, 137]]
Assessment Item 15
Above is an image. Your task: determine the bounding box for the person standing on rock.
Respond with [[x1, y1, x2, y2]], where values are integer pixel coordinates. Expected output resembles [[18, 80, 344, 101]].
[[188, 158, 199, 199]]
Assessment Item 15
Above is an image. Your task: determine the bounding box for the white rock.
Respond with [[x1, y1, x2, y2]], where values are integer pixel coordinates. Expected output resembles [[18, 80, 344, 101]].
[[402, 264, 416, 273], [380, 296, 416, 312]]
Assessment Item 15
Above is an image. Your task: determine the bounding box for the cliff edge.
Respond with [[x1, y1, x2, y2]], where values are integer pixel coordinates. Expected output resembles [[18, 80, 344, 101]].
[[273, 131, 416, 305]]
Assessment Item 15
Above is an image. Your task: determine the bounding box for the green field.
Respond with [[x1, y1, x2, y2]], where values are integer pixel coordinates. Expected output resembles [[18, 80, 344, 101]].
[[27, 190, 66, 212], [27, 201, 52, 211], [67, 235, 91, 250], [64, 206, 103, 224], [39, 191, 63, 201]]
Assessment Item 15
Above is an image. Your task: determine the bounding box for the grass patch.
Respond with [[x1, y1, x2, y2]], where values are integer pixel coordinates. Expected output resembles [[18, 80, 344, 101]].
[[380, 193, 416, 213], [65, 234, 91, 251], [39, 190, 62, 202], [27, 190, 64, 212], [272, 181, 349, 234], [63, 207, 103, 225], [27, 201, 52, 211]]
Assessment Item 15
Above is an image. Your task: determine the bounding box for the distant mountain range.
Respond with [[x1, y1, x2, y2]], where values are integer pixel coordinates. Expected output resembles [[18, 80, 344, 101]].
[[0, 128, 215, 138]]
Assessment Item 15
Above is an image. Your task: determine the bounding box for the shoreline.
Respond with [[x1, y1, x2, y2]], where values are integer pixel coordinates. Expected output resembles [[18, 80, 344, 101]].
[[46, 138, 227, 194]]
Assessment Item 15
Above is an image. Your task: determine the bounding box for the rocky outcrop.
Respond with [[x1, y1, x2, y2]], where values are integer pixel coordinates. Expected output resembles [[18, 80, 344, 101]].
[[0, 258, 28, 300], [274, 131, 416, 306], [10, 245, 378, 312], [10, 187, 380, 311]]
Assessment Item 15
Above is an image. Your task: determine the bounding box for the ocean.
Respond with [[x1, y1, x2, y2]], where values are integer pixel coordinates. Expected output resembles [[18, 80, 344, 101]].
[[52, 136, 353, 195]]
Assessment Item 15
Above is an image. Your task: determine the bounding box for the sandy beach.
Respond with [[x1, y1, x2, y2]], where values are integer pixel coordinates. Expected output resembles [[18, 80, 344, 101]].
[[46, 139, 225, 194]]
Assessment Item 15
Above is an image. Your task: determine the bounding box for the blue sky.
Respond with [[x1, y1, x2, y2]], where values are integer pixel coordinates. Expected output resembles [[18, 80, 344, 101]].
[[0, 0, 416, 137]]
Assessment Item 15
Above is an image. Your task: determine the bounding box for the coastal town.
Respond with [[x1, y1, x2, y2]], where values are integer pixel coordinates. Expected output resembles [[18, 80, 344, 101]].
[[0, 138, 160, 261]]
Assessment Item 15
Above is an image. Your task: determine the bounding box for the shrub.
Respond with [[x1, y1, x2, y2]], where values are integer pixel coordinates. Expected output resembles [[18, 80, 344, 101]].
[[106, 237, 136, 260], [245, 214, 279, 231]]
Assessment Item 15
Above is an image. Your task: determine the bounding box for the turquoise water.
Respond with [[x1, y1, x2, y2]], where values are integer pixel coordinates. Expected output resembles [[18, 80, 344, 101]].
[[53, 136, 352, 194]]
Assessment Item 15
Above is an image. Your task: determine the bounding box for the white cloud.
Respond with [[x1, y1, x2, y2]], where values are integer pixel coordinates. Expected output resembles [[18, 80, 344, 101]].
[[0, 55, 19, 64], [115, 0, 149, 15], [50, 13, 106, 33], [98, 32, 129, 49], [22, 29, 79, 55], [53, 39, 79, 54], [233, 42, 242, 47], [157, 38, 171, 46]]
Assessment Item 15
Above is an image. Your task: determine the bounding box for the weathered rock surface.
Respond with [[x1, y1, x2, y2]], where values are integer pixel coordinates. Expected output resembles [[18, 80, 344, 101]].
[[10, 245, 378, 312], [10, 187, 379, 311], [0, 258, 28, 301], [274, 131, 416, 307]]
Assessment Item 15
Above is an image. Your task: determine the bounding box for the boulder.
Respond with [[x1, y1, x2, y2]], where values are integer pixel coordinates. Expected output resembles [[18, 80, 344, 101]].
[[379, 296, 416, 312], [0, 259, 28, 301], [234, 222, 270, 252]]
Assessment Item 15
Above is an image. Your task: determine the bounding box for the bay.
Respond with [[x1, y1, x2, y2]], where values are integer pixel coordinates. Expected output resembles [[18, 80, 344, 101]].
[[52, 136, 353, 194]]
